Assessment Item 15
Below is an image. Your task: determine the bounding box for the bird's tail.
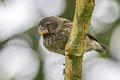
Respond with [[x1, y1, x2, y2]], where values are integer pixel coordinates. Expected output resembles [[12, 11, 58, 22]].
[[95, 43, 107, 53], [85, 37, 108, 53]]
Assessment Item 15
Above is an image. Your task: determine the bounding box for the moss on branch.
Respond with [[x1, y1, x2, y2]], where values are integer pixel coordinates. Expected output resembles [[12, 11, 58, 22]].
[[65, 0, 95, 80]]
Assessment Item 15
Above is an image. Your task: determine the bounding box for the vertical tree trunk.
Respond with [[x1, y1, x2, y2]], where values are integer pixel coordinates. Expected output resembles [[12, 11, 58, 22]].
[[64, 0, 95, 80]]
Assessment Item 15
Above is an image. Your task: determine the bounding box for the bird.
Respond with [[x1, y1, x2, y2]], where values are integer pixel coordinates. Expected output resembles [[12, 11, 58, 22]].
[[38, 16, 107, 55]]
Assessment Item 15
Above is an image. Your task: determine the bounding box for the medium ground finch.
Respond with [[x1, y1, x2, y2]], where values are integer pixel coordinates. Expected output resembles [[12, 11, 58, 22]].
[[38, 16, 107, 55]]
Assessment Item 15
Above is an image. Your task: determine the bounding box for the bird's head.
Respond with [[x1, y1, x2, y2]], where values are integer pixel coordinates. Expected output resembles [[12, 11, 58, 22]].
[[38, 16, 62, 35]]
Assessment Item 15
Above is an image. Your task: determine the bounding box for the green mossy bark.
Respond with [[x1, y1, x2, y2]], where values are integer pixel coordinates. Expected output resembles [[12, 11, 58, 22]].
[[65, 0, 95, 80]]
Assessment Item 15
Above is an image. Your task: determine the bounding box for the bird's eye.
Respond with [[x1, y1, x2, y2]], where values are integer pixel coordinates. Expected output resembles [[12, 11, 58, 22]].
[[45, 22, 51, 27], [46, 23, 50, 26]]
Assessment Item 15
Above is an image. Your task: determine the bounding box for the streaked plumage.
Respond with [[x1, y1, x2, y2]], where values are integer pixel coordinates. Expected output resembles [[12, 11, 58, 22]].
[[38, 16, 107, 55]]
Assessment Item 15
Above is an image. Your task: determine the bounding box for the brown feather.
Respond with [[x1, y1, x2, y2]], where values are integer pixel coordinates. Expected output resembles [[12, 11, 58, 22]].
[[39, 16, 107, 55]]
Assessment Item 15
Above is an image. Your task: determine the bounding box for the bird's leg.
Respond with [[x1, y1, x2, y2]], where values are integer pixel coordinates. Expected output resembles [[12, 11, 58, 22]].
[[63, 63, 70, 78], [63, 63, 65, 75]]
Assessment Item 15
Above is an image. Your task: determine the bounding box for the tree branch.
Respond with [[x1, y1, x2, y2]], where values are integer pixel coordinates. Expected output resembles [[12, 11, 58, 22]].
[[65, 0, 95, 80]]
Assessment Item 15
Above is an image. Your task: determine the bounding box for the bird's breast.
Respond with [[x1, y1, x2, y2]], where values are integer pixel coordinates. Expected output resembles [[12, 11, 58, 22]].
[[43, 33, 68, 55]]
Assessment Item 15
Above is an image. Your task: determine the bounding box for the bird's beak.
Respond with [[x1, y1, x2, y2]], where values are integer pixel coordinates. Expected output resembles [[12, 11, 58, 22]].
[[38, 26, 48, 35]]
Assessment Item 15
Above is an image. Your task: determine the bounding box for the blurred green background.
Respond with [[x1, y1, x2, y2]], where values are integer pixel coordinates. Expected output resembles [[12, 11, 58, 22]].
[[0, 0, 120, 80]]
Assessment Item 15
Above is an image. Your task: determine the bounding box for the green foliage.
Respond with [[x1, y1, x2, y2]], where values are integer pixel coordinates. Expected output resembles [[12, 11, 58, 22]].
[[24, 25, 39, 50], [0, 40, 9, 50], [60, 0, 75, 21], [0, 0, 4, 2]]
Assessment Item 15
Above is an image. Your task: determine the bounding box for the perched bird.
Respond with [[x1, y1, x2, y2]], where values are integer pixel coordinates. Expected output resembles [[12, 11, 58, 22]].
[[38, 16, 107, 55]]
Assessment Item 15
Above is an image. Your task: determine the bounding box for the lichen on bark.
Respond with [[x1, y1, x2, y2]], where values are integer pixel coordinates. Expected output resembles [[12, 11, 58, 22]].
[[64, 0, 95, 80]]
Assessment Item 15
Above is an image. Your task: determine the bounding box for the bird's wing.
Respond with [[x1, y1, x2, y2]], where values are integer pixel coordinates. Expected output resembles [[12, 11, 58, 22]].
[[60, 17, 99, 42], [88, 34, 98, 42], [60, 18, 72, 27]]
